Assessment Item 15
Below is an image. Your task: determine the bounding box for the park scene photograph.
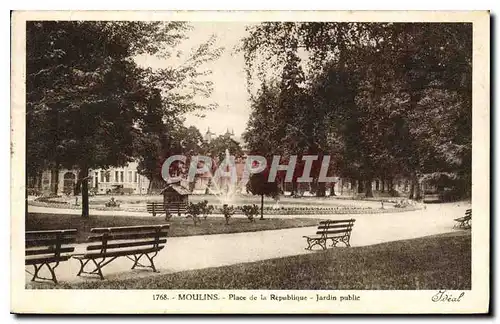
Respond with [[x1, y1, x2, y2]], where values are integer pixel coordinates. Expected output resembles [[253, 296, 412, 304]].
[[23, 19, 472, 290]]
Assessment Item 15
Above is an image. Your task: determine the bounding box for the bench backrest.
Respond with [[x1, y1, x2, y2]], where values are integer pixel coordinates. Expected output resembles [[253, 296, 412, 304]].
[[165, 201, 187, 214], [465, 209, 472, 217], [86, 224, 170, 254], [146, 202, 165, 211], [146, 202, 187, 215], [316, 219, 355, 237], [25, 229, 77, 261]]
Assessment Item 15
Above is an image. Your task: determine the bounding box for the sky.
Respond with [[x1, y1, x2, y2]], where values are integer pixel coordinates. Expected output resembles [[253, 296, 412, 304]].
[[135, 22, 253, 138]]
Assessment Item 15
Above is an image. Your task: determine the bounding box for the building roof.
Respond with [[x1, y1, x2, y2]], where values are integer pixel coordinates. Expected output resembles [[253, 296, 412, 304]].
[[161, 183, 191, 195]]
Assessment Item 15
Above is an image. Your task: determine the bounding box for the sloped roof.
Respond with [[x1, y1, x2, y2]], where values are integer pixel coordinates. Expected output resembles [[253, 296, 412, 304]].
[[161, 183, 191, 195]]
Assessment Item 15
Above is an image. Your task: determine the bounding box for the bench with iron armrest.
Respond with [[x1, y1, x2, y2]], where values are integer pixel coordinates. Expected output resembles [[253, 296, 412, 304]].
[[454, 209, 472, 229], [25, 229, 77, 284], [303, 219, 355, 250], [73, 224, 169, 280]]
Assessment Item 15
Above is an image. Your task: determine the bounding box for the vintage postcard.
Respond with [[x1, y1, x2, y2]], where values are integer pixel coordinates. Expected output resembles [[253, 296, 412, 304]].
[[11, 10, 489, 314]]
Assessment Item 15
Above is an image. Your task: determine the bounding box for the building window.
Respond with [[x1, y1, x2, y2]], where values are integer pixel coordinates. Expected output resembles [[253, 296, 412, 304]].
[[100, 171, 104, 182], [105, 172, 110, 182], [134, 171, 138, 183], [115, 171, 119, 183], [120, 171, 124, 183], [128, 171, 133, 183]]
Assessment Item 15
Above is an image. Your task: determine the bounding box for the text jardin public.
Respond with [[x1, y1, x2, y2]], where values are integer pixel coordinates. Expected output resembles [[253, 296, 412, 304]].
[[160, 293, 360, 302], [162, 155, 338, 185]]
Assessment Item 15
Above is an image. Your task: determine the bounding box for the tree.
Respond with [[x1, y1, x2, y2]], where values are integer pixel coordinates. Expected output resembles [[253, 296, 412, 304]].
[[135, 123, 205, 193], [203, 134, 244, 162], [243, 82, 281, 157], [242, 22, 472, 200], [26, 21, 222, 217], [28, 21, 151, 217], [246, 171, 279, 220]]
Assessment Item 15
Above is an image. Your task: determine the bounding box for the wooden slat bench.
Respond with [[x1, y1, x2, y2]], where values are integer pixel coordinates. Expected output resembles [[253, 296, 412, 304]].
[[25, 229, 77, 284], [146, 202, 187, 217], [166, 201, 187, 216], [73, 224, 169, 280], [146, 202, 166, 217], [303, 219, 355, 250], [454, 209, 472, 229]]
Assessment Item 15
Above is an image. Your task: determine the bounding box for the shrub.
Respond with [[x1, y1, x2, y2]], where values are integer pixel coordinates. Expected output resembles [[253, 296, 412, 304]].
[[394, 199, 410, 208], [241, 204, 259, 223], [104, 197, 120, 208], [221, 204, 235, 225], [199, 200, 214, 220], [186, 202, 202, 226]]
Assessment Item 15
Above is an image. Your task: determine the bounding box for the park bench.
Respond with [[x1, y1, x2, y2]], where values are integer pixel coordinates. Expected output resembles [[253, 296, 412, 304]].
[[303, 219, 355, 250], [147, 201, 187, 217], [25, 229, 77, 284], [454, 209, 472, 229], [146, 202, 166, 217], [73, 224, 169, 280]]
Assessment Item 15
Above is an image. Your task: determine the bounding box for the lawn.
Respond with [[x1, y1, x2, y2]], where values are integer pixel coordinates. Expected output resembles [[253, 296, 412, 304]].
[[44, 231, 470, 290], [26, 213, 322, 243]]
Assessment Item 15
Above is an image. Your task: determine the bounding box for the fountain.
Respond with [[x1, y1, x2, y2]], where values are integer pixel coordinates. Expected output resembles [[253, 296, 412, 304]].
[[205, 149, 239, 206]]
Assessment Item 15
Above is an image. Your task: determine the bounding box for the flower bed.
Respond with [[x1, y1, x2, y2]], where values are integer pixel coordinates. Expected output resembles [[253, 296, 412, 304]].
[[29, 201, 75, 209], [221, 205, 422, 215], [29, 200, 126, 212], [34, 196, 69, 204], [29, 200, 422, 215]]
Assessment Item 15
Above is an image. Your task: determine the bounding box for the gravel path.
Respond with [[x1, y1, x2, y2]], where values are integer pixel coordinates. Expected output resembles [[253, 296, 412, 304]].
[[25, 202, 470, 285]]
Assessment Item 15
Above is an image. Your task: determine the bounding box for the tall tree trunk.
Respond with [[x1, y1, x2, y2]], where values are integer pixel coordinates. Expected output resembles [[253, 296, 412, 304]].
[[408, 177, 415, 199], [34, 171, 42, 190], [147, 176, 153, 194], [316, 181, 326, 197], [381, 179, 385, 193], [388, 178, 398, 197], [365, 179, 374, 197], [260, 194, 264, 220], [291, 180, 298, 197], [357, 178, 364, 193], [50, 162, 60, 195], [81, 165, 89, 218], [330, 182, 336, 196], [414, 173, 422, 200], [74, 177, 82, 195]]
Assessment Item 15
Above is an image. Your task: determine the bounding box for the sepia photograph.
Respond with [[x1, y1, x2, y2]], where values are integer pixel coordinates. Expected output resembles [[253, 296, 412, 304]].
[[11, 10, 489, 314]]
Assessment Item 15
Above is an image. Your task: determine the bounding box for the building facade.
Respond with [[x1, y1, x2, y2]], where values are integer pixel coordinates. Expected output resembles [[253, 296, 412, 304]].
[[39, 161, 150, 196], [90, 161, 150, 195]]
